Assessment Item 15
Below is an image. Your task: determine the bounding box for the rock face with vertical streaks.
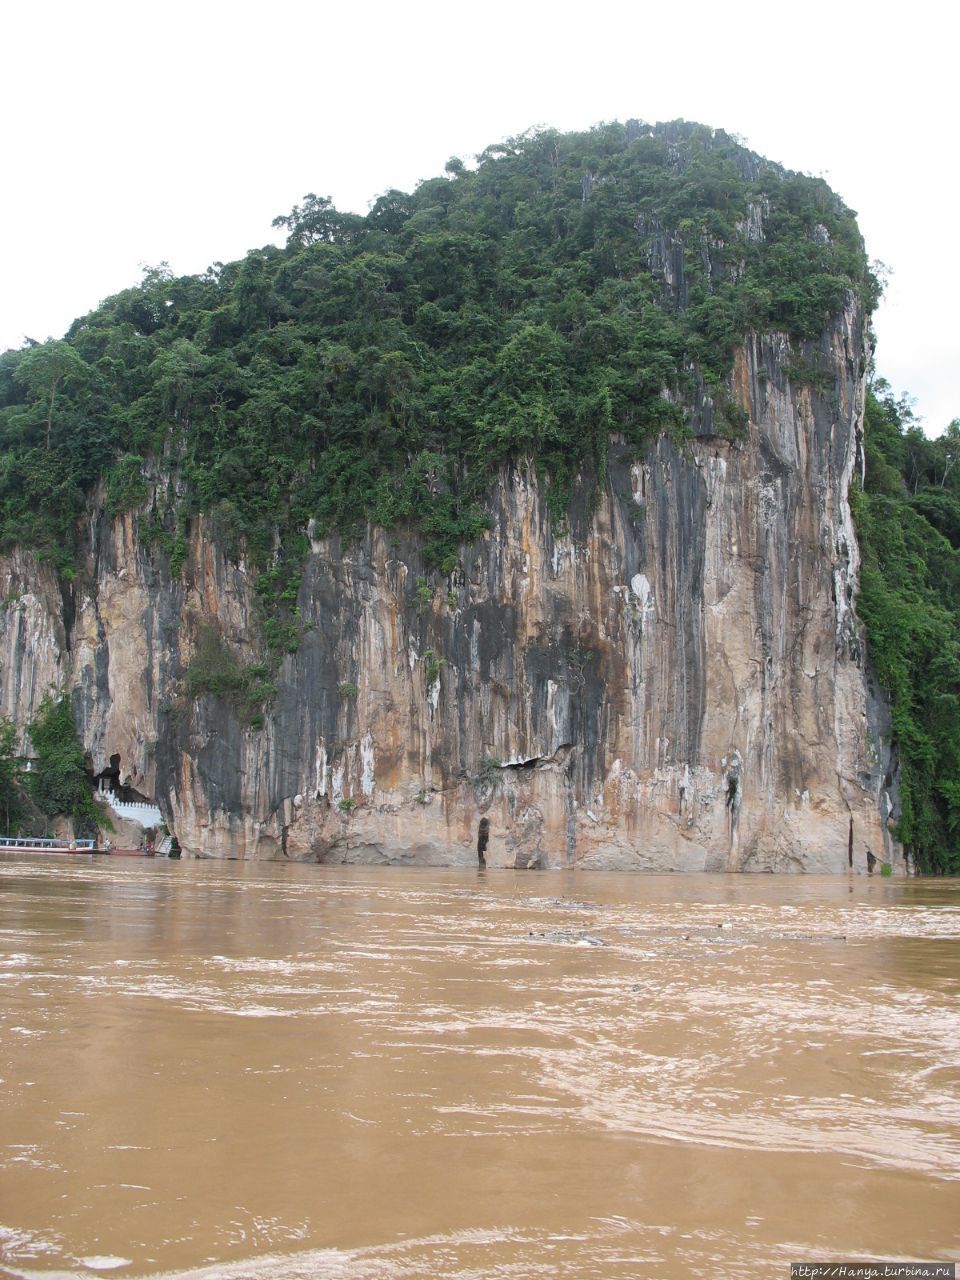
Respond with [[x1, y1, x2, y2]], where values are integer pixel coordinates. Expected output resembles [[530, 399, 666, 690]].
[[0, 295, 900, 871]]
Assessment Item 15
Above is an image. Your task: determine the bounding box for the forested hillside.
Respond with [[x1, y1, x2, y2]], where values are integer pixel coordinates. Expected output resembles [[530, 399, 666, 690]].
[[0, 121, 874, 636], [854, 386, 960, 872]]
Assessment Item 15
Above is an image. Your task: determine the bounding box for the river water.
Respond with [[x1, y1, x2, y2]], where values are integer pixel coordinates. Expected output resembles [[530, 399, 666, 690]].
[[1, 858, 958, 1279]]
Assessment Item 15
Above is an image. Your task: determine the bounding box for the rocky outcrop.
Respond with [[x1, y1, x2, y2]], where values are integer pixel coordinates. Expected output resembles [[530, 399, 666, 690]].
[[0, 298, 900, 871]]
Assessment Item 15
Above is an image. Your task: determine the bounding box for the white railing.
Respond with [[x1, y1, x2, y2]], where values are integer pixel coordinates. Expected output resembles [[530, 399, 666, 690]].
[[97, 792, 163, 829]]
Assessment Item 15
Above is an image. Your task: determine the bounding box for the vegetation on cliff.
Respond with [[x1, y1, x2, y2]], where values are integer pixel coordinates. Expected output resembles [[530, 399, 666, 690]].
[[182, 623, 276, 729], [0, 120, 874, 609], [853, 385, 960, 873], [0, 697, 101, 837], [0, 717, 25, 832]]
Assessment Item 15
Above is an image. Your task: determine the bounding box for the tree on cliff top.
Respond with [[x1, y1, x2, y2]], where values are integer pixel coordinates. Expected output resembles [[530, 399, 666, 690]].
[[13, 340, 90, 451]]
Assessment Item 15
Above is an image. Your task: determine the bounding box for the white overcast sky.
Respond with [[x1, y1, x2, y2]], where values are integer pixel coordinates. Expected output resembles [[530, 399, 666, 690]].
[[1, 0, 956, 432]]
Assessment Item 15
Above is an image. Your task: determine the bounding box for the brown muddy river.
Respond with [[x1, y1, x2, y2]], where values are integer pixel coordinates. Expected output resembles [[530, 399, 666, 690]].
[[1, 858, 958, 1279]]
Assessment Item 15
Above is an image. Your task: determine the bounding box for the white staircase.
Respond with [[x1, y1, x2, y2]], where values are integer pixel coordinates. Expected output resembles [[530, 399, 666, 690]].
[[97, 785, 163, 830]]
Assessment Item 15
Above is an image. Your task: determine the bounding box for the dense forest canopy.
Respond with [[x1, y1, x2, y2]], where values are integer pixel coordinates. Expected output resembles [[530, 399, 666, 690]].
[[854, 385, 960, 873], [0, 117, 956, 870], [0, 120, 875, 591]]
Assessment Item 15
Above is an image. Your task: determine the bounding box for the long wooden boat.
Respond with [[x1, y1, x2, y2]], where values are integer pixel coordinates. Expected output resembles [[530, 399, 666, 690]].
[[0, 837, 154, 856], [0, 836, 96, 854]]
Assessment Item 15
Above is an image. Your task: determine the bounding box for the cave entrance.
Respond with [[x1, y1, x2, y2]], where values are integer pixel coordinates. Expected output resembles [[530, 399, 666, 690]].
[[93, 754, 153, 805]]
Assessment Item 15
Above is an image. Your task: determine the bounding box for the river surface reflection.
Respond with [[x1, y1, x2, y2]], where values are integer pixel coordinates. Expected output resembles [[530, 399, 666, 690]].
[[1, 858, 958, 1278]]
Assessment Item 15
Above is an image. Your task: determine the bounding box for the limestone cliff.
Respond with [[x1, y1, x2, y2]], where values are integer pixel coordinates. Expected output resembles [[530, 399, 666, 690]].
[[0, 298, 900, 871]]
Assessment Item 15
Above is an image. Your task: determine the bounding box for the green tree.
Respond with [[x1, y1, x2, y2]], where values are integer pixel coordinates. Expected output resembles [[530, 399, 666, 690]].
[[272, 193, 364, 248], [14, 340, 90, 450], [0, 716, 24, 833], [27, 695, 98, 835]]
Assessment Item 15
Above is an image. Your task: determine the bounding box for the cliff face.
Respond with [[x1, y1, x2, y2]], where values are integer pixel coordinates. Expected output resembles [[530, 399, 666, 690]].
[[0, 298, 899, 871]]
